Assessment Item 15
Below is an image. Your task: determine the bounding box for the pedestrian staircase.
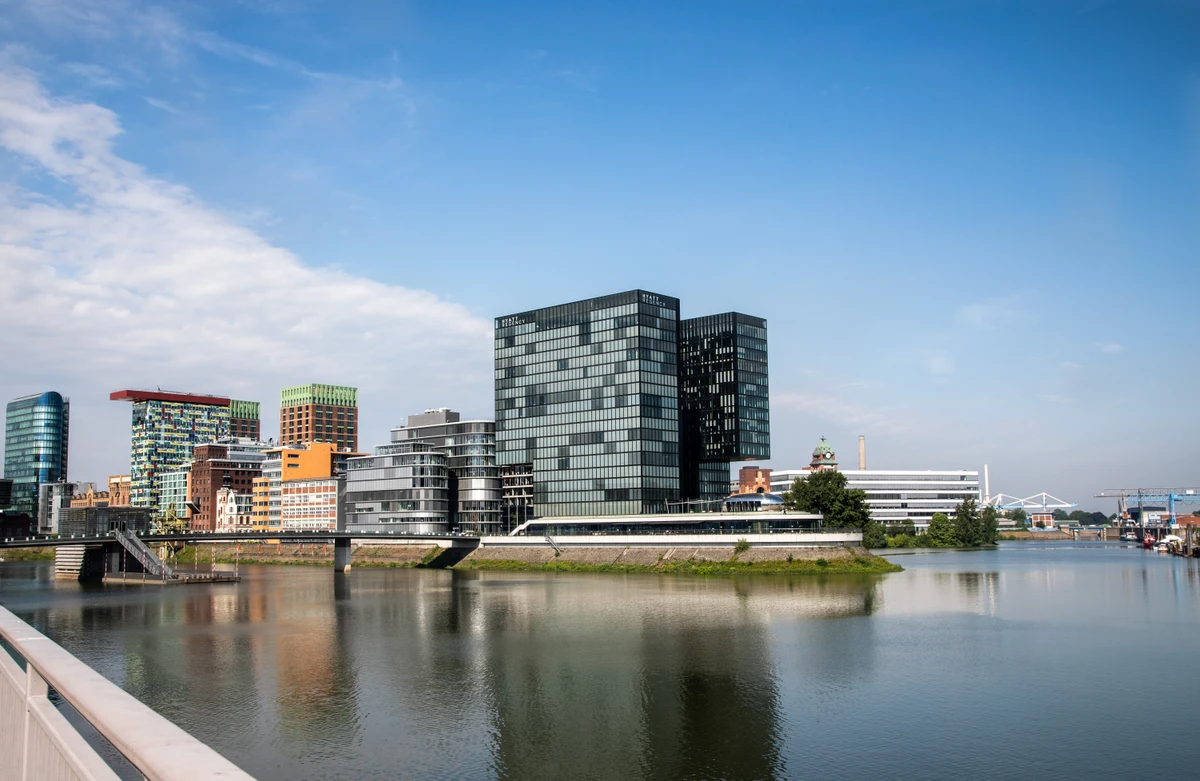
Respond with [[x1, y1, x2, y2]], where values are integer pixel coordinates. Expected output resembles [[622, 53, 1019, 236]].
[[114, 528, 177, 579]]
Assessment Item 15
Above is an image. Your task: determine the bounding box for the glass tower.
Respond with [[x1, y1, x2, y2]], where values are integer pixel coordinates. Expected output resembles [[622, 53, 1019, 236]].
[[496, 290, 681, 517], [679, 313, 770, 501], [3, 391, 70, 516]]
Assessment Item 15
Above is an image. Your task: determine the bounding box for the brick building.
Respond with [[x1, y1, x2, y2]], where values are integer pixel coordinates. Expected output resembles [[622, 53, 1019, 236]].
[[187, 444, 265, 531], [107, 475, 131, 506], [229, 400, 261, 440], [279, 384, 358, 452]]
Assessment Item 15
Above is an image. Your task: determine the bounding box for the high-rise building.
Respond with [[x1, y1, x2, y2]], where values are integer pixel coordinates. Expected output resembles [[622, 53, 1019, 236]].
[[0, 478, 12, 509], [679, 312, 770, 501], [495, 290, 770, 518], [496, 290, 683, 517], [110, 389, 231, 510], [279, 384, 358, 451], [390, 408, 501, 533], [4, 391, 70, 517], [229, 400, 261, 440]]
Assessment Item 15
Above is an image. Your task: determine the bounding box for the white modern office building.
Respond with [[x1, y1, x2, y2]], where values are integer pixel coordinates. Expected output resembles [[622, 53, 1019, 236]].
[[770, 469, 980, 530]]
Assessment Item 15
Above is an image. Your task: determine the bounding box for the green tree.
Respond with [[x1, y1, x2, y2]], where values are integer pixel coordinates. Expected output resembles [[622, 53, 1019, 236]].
[[1052, 509, 1069, 522], [786, 470, 883, 547], [1009, 507, 1028, 528], [953, 497, 983, 546], [926, 512, 959, 547], [980, 505, 999, 545]]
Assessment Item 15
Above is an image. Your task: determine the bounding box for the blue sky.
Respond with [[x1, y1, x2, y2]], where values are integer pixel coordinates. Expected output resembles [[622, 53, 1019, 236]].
[[0, 0, 1197, 510]]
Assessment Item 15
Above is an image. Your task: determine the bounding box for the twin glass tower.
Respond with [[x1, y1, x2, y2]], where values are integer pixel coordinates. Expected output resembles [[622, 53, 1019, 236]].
[[495, 290, 769, 518]]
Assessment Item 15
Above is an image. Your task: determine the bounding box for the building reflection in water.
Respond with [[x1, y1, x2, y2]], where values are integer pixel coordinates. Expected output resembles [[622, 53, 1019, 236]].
[[463, 572, 880, 781]]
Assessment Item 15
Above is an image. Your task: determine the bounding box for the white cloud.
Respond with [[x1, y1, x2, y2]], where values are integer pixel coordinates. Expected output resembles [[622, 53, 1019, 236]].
[[144, 96, 180, 113], [773, 391, 909, 435], [0, 63, 491, 419], [1062, 361, 1082, 371], [1100, 343, 1124, 354]]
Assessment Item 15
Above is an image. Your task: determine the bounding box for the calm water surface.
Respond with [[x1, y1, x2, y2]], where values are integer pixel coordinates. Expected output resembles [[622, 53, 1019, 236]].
[[2, 541, 1199, 780]]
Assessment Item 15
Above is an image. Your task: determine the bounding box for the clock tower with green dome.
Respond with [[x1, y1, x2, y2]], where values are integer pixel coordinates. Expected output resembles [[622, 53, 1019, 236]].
[[807, 437, 838, 472]]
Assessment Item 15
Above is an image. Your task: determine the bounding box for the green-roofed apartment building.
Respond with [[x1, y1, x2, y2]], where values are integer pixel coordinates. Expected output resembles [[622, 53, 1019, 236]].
[[229, 399, 261, 440], [279, 384, 359, 451]]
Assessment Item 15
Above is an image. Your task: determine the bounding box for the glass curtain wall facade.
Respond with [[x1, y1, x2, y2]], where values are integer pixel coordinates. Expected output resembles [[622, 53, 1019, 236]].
[[496, 290, 681, 517], [678, 313, 770, 501], [3, 391, 70, 516], [343, 442, 450, 533], [390, 409, 501, 534]]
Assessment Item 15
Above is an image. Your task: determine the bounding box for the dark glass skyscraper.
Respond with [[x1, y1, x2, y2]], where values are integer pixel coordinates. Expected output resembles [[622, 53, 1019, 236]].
[[3, 391, 70, 516], [496, 291, 769, 518], [495, 290, 682, 517], [679, 313, 770, 501]]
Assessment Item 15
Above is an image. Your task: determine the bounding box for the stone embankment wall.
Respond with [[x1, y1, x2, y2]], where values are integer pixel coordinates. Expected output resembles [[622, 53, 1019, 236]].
[[175, 542, 437, 566], [1001, 531, 1072, 540], [461, 545, 866, 568]]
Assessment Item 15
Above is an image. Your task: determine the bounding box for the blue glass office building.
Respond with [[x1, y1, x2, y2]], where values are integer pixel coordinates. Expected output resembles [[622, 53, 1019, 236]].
[[3, 391, 70, 516], [679, 313, 771, 501], [496, 290, 770, 518], [496, 290, 682, 517]]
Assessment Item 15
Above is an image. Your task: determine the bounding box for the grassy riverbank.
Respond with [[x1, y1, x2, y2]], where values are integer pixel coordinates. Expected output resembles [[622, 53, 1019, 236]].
[[0, 547, 55, 561], [456, 553, 902, 576]]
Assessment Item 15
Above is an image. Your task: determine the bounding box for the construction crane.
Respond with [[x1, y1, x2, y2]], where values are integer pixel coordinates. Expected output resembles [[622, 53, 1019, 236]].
[[1095, 488, 1200, 525]]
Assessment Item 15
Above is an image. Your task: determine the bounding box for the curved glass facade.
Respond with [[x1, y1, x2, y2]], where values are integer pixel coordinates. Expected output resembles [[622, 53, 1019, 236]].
[[4, 391, 70, 516], [343, 442, 450, 534]]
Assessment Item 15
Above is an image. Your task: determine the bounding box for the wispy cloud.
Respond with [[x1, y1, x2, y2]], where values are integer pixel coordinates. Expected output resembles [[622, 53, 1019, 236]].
[[956, 296, 1024, 330], [144, 96, 180, 113], [773, 391, 909, 435], [0, 63, 489, 408], [1062, 360, 1082, 370], [1099, 343, 1124, 354]]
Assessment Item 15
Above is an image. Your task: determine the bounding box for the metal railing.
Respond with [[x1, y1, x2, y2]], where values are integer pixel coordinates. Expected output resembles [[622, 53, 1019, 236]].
[[0, 605, 254, 780], [112, 529, 175, 580]]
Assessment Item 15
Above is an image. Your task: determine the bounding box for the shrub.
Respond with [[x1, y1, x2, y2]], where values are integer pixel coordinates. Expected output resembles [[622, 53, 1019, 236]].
[[816, 558, 829, 568], [733, 538, 751, 555]]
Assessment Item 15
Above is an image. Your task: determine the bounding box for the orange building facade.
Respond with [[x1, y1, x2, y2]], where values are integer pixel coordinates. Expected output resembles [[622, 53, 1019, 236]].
[[737, 466, 773, 494], [107, 475, 131, 506]]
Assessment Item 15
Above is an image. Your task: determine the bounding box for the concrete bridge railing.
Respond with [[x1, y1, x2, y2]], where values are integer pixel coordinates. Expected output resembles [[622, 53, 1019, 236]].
[[0, 605, 254, 781]]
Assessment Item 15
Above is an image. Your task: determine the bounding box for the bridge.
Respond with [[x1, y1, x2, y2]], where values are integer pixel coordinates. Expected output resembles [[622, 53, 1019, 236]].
[[0, 530, 481, 580]]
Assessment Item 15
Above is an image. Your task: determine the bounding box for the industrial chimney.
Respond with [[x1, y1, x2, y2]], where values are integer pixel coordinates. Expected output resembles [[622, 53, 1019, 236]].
[[858, 435, 866, 470]]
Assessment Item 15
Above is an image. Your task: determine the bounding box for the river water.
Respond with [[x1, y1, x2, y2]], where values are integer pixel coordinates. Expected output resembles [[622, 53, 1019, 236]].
[[2, 541, 1198, 780]]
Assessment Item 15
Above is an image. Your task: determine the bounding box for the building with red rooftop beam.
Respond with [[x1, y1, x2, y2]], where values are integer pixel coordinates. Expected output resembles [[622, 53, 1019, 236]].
[[110, 389, 234, 510]]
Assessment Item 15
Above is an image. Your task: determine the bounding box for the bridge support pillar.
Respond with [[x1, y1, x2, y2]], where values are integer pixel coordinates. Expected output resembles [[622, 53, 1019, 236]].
[[334, 537, 352, 574]]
